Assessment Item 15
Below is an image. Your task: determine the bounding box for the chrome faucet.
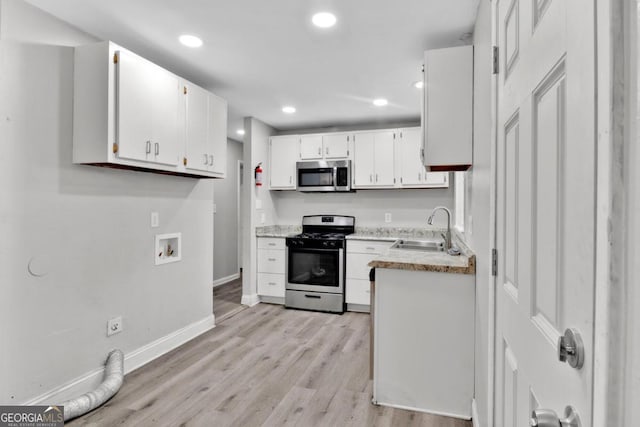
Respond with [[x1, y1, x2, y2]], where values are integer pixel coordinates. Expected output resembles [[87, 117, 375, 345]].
[[427, 206, 453, 252]]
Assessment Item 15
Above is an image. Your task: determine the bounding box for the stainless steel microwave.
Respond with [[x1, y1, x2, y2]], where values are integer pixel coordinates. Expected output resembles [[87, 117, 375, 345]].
[[296, 160, 352, 192]]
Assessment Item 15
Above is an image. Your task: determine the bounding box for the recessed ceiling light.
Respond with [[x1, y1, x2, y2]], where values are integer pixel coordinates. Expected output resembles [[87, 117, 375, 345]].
[[373, 98, 388, 107], [236, 129, 245, 136], [414, 81, 424, 89], [179, 34, 203, 48], [282, 106, 296, 114], [312, 12, 337, 28]]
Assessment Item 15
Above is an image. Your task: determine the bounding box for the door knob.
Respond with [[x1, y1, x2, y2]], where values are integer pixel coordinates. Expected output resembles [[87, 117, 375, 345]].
[[530, 406, 581, 427], [557, 328, 584, 369]]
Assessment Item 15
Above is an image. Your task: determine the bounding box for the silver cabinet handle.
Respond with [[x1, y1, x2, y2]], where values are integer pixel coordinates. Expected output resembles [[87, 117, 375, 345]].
[[366, 247, 375, 251], [154, 142, 159, 155], [268, 258, 277, 262], [268, 243, 276, 246], [318, 147, 321, 155], [146, 140, 151, 154], [369, 174, 373, 183], [419, 173, 422, 182], [209, 154, 213, 165], [376, 174, 379, 182], [268, 282, 277, 286], [530, 406, 581, 427], [326, 147, 329, 155], [203, 154, 208, 165]]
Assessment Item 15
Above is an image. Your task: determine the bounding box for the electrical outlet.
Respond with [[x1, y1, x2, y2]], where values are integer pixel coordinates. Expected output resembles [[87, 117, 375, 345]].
[[151, 212, 159, 228], [385, 213, 392, 223], [107, 316, 123, 336]]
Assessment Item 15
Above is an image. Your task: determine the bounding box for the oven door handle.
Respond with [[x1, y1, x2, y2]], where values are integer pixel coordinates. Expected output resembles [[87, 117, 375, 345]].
[[333, 167, 338, 191], [287, 247, 342, 253]]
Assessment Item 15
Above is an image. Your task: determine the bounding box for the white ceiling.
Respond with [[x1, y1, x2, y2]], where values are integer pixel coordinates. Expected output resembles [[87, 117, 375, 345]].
[[27, 0, 479, 141]]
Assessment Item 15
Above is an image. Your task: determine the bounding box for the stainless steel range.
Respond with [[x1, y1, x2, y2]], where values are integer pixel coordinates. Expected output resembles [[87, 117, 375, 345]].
[[285, 215, 355, 313]]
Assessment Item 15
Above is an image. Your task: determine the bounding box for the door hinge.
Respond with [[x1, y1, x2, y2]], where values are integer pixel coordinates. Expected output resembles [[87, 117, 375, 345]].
[[112, 142, 118, 153], [492, 46, 499, 75], [113, 52, 118, 64], [183, 86, 187, 95], [183, 157, 187, 166], [491, 248, 498, 276]]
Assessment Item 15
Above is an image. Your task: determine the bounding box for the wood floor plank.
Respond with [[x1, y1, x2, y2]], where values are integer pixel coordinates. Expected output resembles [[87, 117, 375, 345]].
[[68, 304, 472, 427]]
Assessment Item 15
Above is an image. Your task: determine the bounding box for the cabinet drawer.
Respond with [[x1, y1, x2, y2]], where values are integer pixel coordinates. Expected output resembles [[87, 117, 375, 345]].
[[257, 249, 285, 274], [346, 278, 371, 305], [347, 253, 380, 280], [257, 273, 285, 297], [347, 240, 393, 254], [257, 237, 285, 250]]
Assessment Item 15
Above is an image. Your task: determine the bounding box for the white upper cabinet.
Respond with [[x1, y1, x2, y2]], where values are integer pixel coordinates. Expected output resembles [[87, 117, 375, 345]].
[[396, 128, 449, 188], [423, 45, 473, 171], [299, 133, 351, 160], [117, 48, 180, 165], [323, 133, 350, 159], [184, 84, 227, 176], [353, 130, 395, 188], [73, 41, 227, 178], [299, 135, 323, 160], [269, 135, 299, 189]]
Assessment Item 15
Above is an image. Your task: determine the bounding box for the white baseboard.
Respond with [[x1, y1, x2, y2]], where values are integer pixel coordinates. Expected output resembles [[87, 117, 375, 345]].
[[374, 400, 471, 421], [472, 398, 481, 427], [24, 314, 216, 405], [241, 293, 260, 307], [212, 273, 240, 288], [259, 295, 284, 305]]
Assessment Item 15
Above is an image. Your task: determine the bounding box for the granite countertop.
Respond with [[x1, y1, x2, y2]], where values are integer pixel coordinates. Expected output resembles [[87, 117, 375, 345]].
[[359, 228, 476, 275], [255, 225, 301, 238]]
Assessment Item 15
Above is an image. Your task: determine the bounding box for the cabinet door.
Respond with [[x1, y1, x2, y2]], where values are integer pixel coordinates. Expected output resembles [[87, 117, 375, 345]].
[[117, 49, 179, 165], [373, 131, 395, 186], [269, 136, 299, 189], [300, 135, 323, 160], [424, 172, 449, 187], [353, 132, 376, 187], [423, 46, 473, 170], [323, 133, 350, 158], [184, 84, 209, 172], [150, 67, 180, 165], [208, 93, 227, 175], [398, 128, 424, 186], [117, 49, 154, 162]]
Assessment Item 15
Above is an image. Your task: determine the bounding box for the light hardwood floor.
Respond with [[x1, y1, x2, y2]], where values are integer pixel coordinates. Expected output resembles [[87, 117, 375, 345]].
[[69, 303, 472, 427], [212, 278, 245, 322]]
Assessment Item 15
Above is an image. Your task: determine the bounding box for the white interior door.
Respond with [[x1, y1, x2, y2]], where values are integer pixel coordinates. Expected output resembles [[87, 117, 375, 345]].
[[495, 0, 595, 426]]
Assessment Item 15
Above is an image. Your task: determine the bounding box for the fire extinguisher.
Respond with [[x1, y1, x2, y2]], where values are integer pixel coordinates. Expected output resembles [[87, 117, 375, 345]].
[[254, 163, 263, 187]]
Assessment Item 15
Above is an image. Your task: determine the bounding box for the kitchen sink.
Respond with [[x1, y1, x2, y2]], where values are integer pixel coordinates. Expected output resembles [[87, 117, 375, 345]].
[[391, 239, 445, 252]]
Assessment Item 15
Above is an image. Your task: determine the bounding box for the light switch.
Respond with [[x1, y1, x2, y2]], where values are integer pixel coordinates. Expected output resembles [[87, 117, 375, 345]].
[[385, 213, 392, 223], [260, 213, 266, 224], [256, 199, 263, 210], [151, 212, 159, 228]]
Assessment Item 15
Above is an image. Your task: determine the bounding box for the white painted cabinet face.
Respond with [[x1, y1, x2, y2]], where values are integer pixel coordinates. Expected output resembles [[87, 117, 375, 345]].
[[299, 135, 323, 160], [269, 136, 299, 189], [323, 133, 350, 158], [184, 86, 227, 175], [396, 128, 448, 188], [353, 131, 395, 188], [117, 49, 180, 166]]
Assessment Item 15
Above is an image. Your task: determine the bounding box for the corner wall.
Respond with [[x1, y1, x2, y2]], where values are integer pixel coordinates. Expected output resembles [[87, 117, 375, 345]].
[[0, 1, 215, 404], [241, 118, 277, 304], [466, 1, 494, 426]]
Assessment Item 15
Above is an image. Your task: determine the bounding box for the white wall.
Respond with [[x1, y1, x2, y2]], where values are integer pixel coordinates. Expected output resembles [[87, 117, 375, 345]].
[[0, 1, 214, 404], [213, 139, 242, 282], [241, 118, 277, 304], [272, 187, 453, 228], [466, 1, 493, 426]]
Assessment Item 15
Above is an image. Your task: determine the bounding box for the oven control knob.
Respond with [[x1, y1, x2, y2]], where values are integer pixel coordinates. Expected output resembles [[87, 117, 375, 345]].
[[322, 241, 329, 247]]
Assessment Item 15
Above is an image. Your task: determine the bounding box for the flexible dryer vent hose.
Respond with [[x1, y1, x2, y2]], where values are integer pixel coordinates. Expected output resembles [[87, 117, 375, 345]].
[[60, 349, 124, 421]]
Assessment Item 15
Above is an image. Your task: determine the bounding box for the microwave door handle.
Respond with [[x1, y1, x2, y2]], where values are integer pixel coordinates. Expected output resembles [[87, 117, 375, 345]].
[[333, 167, 338, 190]]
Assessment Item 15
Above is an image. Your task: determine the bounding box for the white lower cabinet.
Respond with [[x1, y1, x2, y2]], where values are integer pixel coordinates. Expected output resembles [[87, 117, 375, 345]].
[[257, 237, 286, 300], [346, 240, 392, 307]]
